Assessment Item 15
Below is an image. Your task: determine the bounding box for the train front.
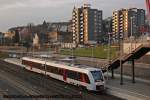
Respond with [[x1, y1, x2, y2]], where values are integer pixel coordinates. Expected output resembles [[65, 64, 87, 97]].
[[89, 69, 105, 91]]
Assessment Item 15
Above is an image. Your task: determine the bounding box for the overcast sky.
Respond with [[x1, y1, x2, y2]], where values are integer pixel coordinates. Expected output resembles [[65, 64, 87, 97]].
[[0, 0, 146, 32]]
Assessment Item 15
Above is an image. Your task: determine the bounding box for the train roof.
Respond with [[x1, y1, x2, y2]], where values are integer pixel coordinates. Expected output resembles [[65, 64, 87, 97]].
[[22, 57, 102, 74]]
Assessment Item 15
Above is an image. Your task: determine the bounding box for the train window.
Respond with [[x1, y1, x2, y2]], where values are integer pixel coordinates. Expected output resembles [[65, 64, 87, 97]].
[[33, 62, 44, 70], [91, 71, 104, 82], [45, 65, 63, 75], [67, 70, 78, 80], [58, 68, 63, 75], [46, 65, 52, 72], [76, 72, 81, 81], [48, 66, 60, 75], [51, 67, 57, 74], [24, 60, 45, 71], [22, 60, 28, 65], [67, 71, 90, 83]]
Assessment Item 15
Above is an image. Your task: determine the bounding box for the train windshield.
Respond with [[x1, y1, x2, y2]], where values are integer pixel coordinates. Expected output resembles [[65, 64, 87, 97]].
[[91, 71, 104, 82]]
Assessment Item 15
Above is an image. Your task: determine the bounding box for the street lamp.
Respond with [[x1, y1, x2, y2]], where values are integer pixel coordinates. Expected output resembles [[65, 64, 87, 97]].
[[130, 17, 134, 52], [72, 45, 74, 65], [107, 32, 113, 79], [91, 45, 94, 64], [41, 58, 47, 88], [130, 16, 136, 83], [21, 43, 23, 58], [120, 35, 124, 85], [119, 26, 124, 85], [130, 16, 137, 51], [44, 60, 47, 76]]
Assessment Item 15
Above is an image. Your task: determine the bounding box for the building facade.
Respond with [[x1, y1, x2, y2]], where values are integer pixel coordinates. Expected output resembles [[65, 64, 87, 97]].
[[72, 4, 102, 45], [112, 8, 145, 42], [0, 32, 4, 45]]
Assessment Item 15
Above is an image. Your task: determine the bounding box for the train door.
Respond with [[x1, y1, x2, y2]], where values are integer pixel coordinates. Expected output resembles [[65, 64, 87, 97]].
[[29, 61, 32, 70], [63, 69, 67, 81], [30, 66, 32, 70], [80, 73, 90, 83], [81, 73, 86, 83]]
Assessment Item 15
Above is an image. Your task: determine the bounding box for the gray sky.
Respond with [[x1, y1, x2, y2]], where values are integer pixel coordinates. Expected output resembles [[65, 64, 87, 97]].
[[0, 0, 146, 32]]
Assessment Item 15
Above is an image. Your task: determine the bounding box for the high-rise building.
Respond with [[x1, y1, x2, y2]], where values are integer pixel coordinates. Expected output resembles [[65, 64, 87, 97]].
[[72, 4, 102, 44], [112, 8, 145, 41]]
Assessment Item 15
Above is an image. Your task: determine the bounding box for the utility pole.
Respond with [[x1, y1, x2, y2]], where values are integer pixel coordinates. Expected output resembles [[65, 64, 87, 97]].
[[130, 17, 133, 52], [91, 45, 94, 65], [119, 27, 124, 85], [130, 17, 135, 83], [132, 58, 135, 83], [43, 58, 47, 89], [45, 59, 47, 75], [107, 32, 113, 79], [72, 45, 74, 65], [120, 38, 123, 85]]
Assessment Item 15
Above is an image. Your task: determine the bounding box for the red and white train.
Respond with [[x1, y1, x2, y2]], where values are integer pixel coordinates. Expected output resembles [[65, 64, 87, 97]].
[[22, 57, 105, 91]]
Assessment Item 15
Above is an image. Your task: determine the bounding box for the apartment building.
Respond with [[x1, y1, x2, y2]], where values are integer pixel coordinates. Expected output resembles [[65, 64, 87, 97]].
[[72, 4, 102, 45]]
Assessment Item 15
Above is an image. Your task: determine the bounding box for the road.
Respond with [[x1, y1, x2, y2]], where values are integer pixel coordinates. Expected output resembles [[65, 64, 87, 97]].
[[0, 60, 123, 100]]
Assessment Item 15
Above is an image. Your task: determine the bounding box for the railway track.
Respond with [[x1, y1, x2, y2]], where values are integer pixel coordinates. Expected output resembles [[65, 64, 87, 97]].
[[0, 60, 123, 100], [0, 60, 83, 100], [0, 68, 45, 100], [0, 88, 11, 100]]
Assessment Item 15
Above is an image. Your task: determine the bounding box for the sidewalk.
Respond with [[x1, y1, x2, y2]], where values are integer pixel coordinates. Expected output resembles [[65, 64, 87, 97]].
[[105, 73, 150, 100], [4, 58, 150, 100]]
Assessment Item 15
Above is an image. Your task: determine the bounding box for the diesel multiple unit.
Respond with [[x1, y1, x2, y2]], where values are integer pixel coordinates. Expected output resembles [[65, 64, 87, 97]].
[[22, 57, 105, 91]]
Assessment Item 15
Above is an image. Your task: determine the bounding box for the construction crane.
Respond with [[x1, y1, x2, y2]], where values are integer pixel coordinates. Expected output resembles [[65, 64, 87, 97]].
[[146, 0, 150, 20], [145, 0, 150, 33]]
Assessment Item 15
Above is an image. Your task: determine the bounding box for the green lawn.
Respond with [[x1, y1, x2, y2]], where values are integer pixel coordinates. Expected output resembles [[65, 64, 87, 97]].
[[60, 46, 118, 59], [0, 52, 9, 59]]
